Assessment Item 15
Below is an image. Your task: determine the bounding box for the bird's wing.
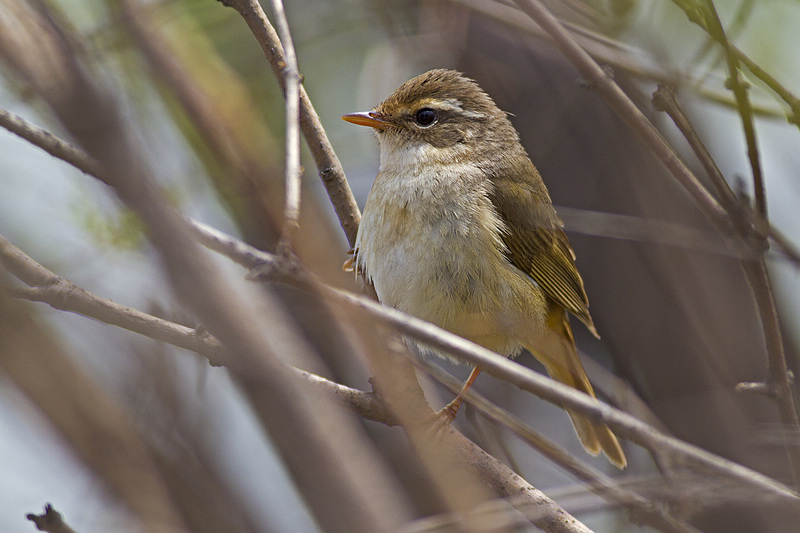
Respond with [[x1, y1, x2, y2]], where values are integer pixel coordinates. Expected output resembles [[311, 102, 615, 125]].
[[487, 162, 598, 337]]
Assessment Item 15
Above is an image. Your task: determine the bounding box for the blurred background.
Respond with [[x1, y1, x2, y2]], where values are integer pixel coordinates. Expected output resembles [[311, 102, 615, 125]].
[[1, 0, 800, 531]]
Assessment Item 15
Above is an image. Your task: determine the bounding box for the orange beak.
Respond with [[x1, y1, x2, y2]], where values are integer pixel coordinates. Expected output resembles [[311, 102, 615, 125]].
[[341, 111, 390, 130]]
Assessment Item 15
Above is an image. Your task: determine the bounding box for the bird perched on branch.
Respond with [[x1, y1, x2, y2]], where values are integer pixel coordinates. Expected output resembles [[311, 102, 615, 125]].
[[343, 69, 625, 468]]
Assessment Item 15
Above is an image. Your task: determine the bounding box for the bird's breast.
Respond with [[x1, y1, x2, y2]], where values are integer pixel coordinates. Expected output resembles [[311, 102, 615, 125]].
[[355, 165, 546, 353]]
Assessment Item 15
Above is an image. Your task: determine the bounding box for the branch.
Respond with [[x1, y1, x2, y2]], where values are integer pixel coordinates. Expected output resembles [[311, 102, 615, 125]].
[[670, 0, 800, 130], [0, 107, 101, 178], [0, 233, 593, 533], [265, 0, 302, 250], [192, 219, 800, 507], [702, 0, 766, 220], [0, 3, 410, 530], [407, 350, 703, 533], [510, 0, 800, 488], [509, 0, 731, 239], [217, 0, 361, 246]]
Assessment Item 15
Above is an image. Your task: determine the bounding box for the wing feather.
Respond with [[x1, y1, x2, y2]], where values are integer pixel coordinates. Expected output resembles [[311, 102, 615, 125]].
[[488, 162, 598, 337]]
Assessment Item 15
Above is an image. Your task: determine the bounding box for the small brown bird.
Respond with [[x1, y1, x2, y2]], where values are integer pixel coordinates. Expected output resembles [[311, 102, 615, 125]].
[[343, 69, 625, 468]]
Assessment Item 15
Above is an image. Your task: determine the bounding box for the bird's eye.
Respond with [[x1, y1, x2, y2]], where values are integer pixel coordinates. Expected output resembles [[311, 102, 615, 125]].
[[414, 108, 437, 127]]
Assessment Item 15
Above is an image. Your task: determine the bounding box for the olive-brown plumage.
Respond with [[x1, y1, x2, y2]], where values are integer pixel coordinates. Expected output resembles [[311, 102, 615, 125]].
[[343, 69, 625, 468]]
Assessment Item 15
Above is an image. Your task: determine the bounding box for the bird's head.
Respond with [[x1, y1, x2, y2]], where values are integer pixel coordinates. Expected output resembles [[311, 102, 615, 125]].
[[343, 69, 520, 168]]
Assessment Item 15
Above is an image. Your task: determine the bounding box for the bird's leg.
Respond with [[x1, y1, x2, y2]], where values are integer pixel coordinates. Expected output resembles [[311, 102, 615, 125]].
[[439, 366, 483, 422]]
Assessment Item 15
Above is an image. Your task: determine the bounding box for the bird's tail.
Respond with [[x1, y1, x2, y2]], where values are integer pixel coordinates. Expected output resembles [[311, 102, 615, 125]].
[[525, 307, 626, 469]]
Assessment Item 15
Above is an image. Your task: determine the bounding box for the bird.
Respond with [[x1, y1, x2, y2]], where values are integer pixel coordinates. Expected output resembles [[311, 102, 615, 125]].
[[342, 69, 626, 468]]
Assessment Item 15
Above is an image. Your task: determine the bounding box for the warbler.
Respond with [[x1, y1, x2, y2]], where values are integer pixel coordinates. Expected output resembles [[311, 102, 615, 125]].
[[342, 69, 625, 468]]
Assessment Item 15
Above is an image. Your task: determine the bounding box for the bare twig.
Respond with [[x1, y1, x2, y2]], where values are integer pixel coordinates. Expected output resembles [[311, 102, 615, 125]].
[[740, 257, 800, 481], [649, 85, 800, 267], [0, 107, 101, 178], [702, 0, 766, 221], [218, 0, 361, 246], [26, 504, 77, 533], [651, 85, 739, 215], [736, 51, 800, 127], [0, 233, 226, 363], [266, 0, 302, 251], [670, 0, 800, 130]]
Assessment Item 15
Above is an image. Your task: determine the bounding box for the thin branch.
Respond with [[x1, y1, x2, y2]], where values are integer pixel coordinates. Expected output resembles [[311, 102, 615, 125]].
[[0, 233, 226, 363], [670, 0, 800, 130], [736, 50, 800, 127], [555, 205, 753, 259], [649, 85, 800, 266], [651, 85, 739, 215], [740, 257, 800, 480], [266, 0, 302, 251], [0, 229, 399, 423], [702, 0, 766, 221], [0, 107, 101, 178], [217, 0, 361, 246]]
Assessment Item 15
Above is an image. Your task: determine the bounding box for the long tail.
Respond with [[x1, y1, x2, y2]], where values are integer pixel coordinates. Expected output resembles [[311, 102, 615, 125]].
[[525, 307, 627, 469]]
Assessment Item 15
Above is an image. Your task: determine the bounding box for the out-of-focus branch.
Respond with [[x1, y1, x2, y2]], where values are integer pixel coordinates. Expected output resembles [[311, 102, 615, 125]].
[[0, 2, 409, 531], [218, 0, 361, 246], [0, 233, 592, 533], [1, 289, 189, 533]]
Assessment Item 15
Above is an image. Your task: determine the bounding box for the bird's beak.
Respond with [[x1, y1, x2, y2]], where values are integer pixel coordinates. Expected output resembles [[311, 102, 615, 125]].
[[341, 111, 390, 130]]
